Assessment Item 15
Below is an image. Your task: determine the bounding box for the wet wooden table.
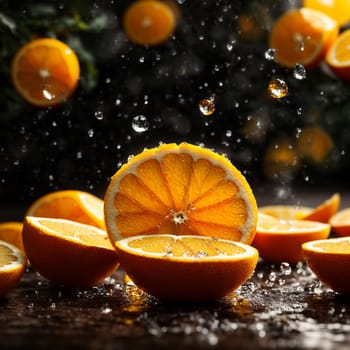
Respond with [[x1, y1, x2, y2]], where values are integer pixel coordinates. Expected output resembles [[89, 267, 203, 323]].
[[1, 186, 350, 350]]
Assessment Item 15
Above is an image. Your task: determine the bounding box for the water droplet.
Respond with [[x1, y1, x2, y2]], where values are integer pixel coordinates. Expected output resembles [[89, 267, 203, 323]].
[[265, 48, 276, 61], [132, 115, 149, 133], [280, 262, 292, 276], [199, 98, 215, 116], [95, 111, 104, 120], [87, 129, 94, 138], [293, 63, 306, 80], [268, 78, 288, 99], [42, 88, 55, 101]]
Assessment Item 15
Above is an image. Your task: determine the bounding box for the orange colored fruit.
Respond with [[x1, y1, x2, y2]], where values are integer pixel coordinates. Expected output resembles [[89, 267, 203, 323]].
[[296, 126, 334, 164], [329, 208, 350, 237], [11, 38, 80, 107], [302, 237, 350, 294], [253, 213, 331, 263], [26, 190, 105, 229], [104, 142, 258, 244], [259, 205, 313, 220], [123, 0, 176, 46], [114, 234, 259, 301], [269, 8, 339, 68], [303, 0, 350, 26], [300, 193, 340, 223], [0, 222, 24, 252], [0, 241, 26, 297], [22, 217, 119, 287], [326, 28, 350, 81]]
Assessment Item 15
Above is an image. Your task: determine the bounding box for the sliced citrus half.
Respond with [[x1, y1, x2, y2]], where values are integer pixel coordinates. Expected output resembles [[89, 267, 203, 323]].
[[326, 28, 350, 81], [299, 193, 340, 223], [253, 213, 331, 263], [104, 142, 258, 244], [0, 222, 24, 253], [302, 237, 350, 294], [115, 234, 258, 301], [11, 38, 80, 107], [22, 217, 119, 287], [259, 205, 313, 220], [0, 241, 26, 297], [269, 7, 339, 68], [123, 0, 177, 46], [329, 208, 350, 237], [26, 190, 105, 229], [303, 0, 350, 26]]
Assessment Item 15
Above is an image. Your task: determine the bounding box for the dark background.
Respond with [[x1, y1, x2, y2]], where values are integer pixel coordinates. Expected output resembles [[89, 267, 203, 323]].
[[1, 0, 350, 206]]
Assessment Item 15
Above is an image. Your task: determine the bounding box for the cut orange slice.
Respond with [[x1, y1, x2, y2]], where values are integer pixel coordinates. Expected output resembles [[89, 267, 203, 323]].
[[302, 237, 350, 294], [269, 8, 339, 68], [326, 28, 350, 81], [0, 222, 24, 253], [123, 0, 177, 46], [26, 190, 105, 229], [329, 208, 350, 237], [259, 205, 313, 220], [115, 234, 258, 301], [0, 241, 26, 297], [253, 213, 331, 263], [300, 193, 340, 223], [22, 217, 119, 287], [104, 142, 258, 244], [303, 0, 350, 26], [11, 38, 80, 107]]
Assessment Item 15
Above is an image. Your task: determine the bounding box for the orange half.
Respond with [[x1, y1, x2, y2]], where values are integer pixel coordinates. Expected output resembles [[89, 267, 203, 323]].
[[269, 8, 339, 68], [302, 237, 350, 294], [104, 143, 258, 244], [254, 213, 330, 263], [115, 234, 259, 301], [11, 38, 80, 107]]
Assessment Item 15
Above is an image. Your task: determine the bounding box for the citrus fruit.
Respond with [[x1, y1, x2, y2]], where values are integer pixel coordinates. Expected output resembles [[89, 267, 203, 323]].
[[11, 38, 80, 107], [296, 126, 334, 164], [22, 216, 119, 287], [259, 205, 313, 220], [26, 190, 105, 229], [114, 234, 259, 301], [326, 28, 350, 81], [0, 241, 26, 297], [302, 237, 350, 294], [329, 208, 350, 237], [253, 213, 331, 263], [104, 142, 258, 244], [123, 0, 176, 46], [0, 222, 24, 252], [269, 8, 339, 68], [300, 193, 340, 223], [262, 138, 300, 180], [303, 0, 350, 26]]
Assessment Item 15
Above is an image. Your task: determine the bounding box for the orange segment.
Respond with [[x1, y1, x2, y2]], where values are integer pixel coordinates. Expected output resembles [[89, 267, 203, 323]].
[[26, 190, 105, 229], [0, 241, 26, 297], [300, 193, 340, 223], [253, 213, 331, 263], [326, 28, 350, 81], [22, 217, 119, 287], [269, 8, 339, 68], [123, 0, 177, 46], [104, 143, 258, 244], [114, 234, 259, 301], [303, 0, 350, 26], [11, 38, 80, 107], [329, 208, 350, 237], [0, 222, 24, 253], [302, 237, 350, 294]]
